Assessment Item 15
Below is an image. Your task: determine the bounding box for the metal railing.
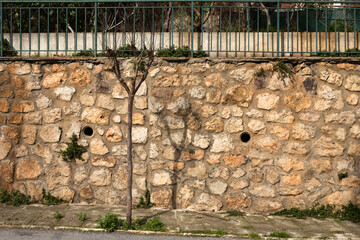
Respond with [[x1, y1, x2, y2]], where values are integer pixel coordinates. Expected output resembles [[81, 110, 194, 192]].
[[1, 0, 360, 57]]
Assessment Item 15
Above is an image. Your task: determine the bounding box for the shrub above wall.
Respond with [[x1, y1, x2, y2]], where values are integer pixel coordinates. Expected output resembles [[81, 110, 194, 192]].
[[0, 58, 359, 212]]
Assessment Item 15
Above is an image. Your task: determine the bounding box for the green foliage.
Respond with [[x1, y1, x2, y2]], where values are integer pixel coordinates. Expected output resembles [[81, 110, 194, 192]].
[[1, 39, 18, 57], [60, 133, 87, 162], [42, 189, 65, 206], [136, 189, 155, 209], [53, 210, 63, 220], [97, 214, 123, 232], [246, 233, 261, 239], [73, 49, 94, 57], [272, 202, 360, 223], [97, 214, 165, 232], [269, 231, 292, 238], [311, 48, 360, 57], [254, 67, 266, 89], [9, 191, 31, 206], [0, 189, 11, 203], [156, 45, 208, 58], [327, 20, 354, 32], [76, 212, 87, 222], [225, 210, 244, 217], [241, 226, 253, 230], [338, 172, 348, 180], [273, 60, 292, 83], [188, 149, 195, 154], [0, 189, 30, 206], [133, 61, 145, 72], [180, 229, 227, 237], [142, 217, 165, 232]]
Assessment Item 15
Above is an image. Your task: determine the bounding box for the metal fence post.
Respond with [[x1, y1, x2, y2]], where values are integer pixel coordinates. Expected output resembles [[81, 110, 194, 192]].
[[0, 2, 3, 57], [94, 1, 98, 57], [191, 0, 194, 58], [277, 0, 280, 57]]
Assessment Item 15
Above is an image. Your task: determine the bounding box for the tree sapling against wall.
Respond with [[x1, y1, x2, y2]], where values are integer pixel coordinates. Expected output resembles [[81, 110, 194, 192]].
[[106, 42, 154, 224]]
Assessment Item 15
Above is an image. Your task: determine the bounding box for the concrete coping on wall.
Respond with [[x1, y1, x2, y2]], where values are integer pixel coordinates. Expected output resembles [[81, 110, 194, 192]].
[[1, 56, 360, 65]]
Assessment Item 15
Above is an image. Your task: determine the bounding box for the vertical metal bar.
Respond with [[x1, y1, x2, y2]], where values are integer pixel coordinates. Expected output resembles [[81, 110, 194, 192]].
[[0, 3, 3, 57], [287, 8, 289, 53], [56, 8, 59, 55], [267, 7, 269, 52], [210, 7, 212, 53], [238, 7, 241, 55], [160, 7, 163, 50], [38, 8, 40, 56], [10, 8, 13, 53], [66, 8, 68, 55], [335, 12, 337, 52], [20, 8, 22, 56], [345, 8, 347, 52], [29, 8, 31, 56], [114, 8, 117, 50], [106, 7, 108, 50], [355, 9, 357, 51], [145, 8, 147, 49], [257, 7, 259, 53], [297, 9, 299, 53], [123, 7, 126, 47], [152, 7, 155, 48], [94, 2, 98, 56], [325, 9, 328, 52], [75, 8, 78, 53], [191, 1, 194, 57], [229, 7, 232, 53], [316, 9, 318, 53], [171, 6, 173, 47], [47, 8, 49, 56], [220, 7, 222, 54], [181, 7, 183, 47], [247, 5, 250, 54], [84, 8, 87, 51], [277, 1, 280, 57], [132, 7, 135, 46], [306, 7, 308, 53], [201, 6, 203, 51]]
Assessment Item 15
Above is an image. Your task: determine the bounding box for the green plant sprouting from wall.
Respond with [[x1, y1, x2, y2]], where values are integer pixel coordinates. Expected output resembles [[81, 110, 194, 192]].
[[136, 189, 155, 209], [0, 189, 30, 206], [60, 133, 87, 162], [42, 189, 65, 205], [273, 60, 293, 84]]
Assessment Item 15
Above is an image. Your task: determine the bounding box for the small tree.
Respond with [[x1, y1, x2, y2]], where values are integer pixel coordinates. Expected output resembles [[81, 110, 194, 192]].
[[107, 42, 154, 224]]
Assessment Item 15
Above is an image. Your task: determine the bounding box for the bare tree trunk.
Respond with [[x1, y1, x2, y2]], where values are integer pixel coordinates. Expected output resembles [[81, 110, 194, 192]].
[[126, 94, 134, 224]]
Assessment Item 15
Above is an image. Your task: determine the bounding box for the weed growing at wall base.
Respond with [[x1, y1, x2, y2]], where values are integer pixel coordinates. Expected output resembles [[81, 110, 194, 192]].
[[0, 189, 30, 206], [42, 189, 65, 205], [97, 213, 165, 232], [273, 202, 360, 223], [136, 189, 155, 209]]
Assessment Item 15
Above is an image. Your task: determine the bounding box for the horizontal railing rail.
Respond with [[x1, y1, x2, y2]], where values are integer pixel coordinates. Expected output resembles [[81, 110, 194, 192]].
[[1, 1, 360, 57]]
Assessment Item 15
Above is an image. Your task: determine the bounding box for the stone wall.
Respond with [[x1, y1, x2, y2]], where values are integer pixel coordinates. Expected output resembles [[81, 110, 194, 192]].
[[0, 58, 359, 213]]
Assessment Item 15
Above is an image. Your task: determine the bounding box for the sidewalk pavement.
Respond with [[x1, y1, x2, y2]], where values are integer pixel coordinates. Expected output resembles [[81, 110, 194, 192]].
[[0, 204, 359, 239]]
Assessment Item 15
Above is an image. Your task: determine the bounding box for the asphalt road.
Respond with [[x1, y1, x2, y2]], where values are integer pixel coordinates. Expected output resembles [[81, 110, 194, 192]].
[[0, 229, 245, 240]]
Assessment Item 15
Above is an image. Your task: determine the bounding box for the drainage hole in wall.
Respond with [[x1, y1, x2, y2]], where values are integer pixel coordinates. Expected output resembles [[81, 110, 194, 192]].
[[240, 132, 251, 143], [83, 126, 94, 137]]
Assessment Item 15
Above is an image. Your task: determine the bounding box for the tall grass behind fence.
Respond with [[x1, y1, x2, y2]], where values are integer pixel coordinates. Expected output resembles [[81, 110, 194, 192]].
[[1, 0, 360, 57]]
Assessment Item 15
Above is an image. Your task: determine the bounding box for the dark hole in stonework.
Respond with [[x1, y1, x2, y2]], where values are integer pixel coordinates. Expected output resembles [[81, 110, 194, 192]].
[[240, 132, 251, 143], [100, 115, 104, 119], [83, 126, 94, 137]]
